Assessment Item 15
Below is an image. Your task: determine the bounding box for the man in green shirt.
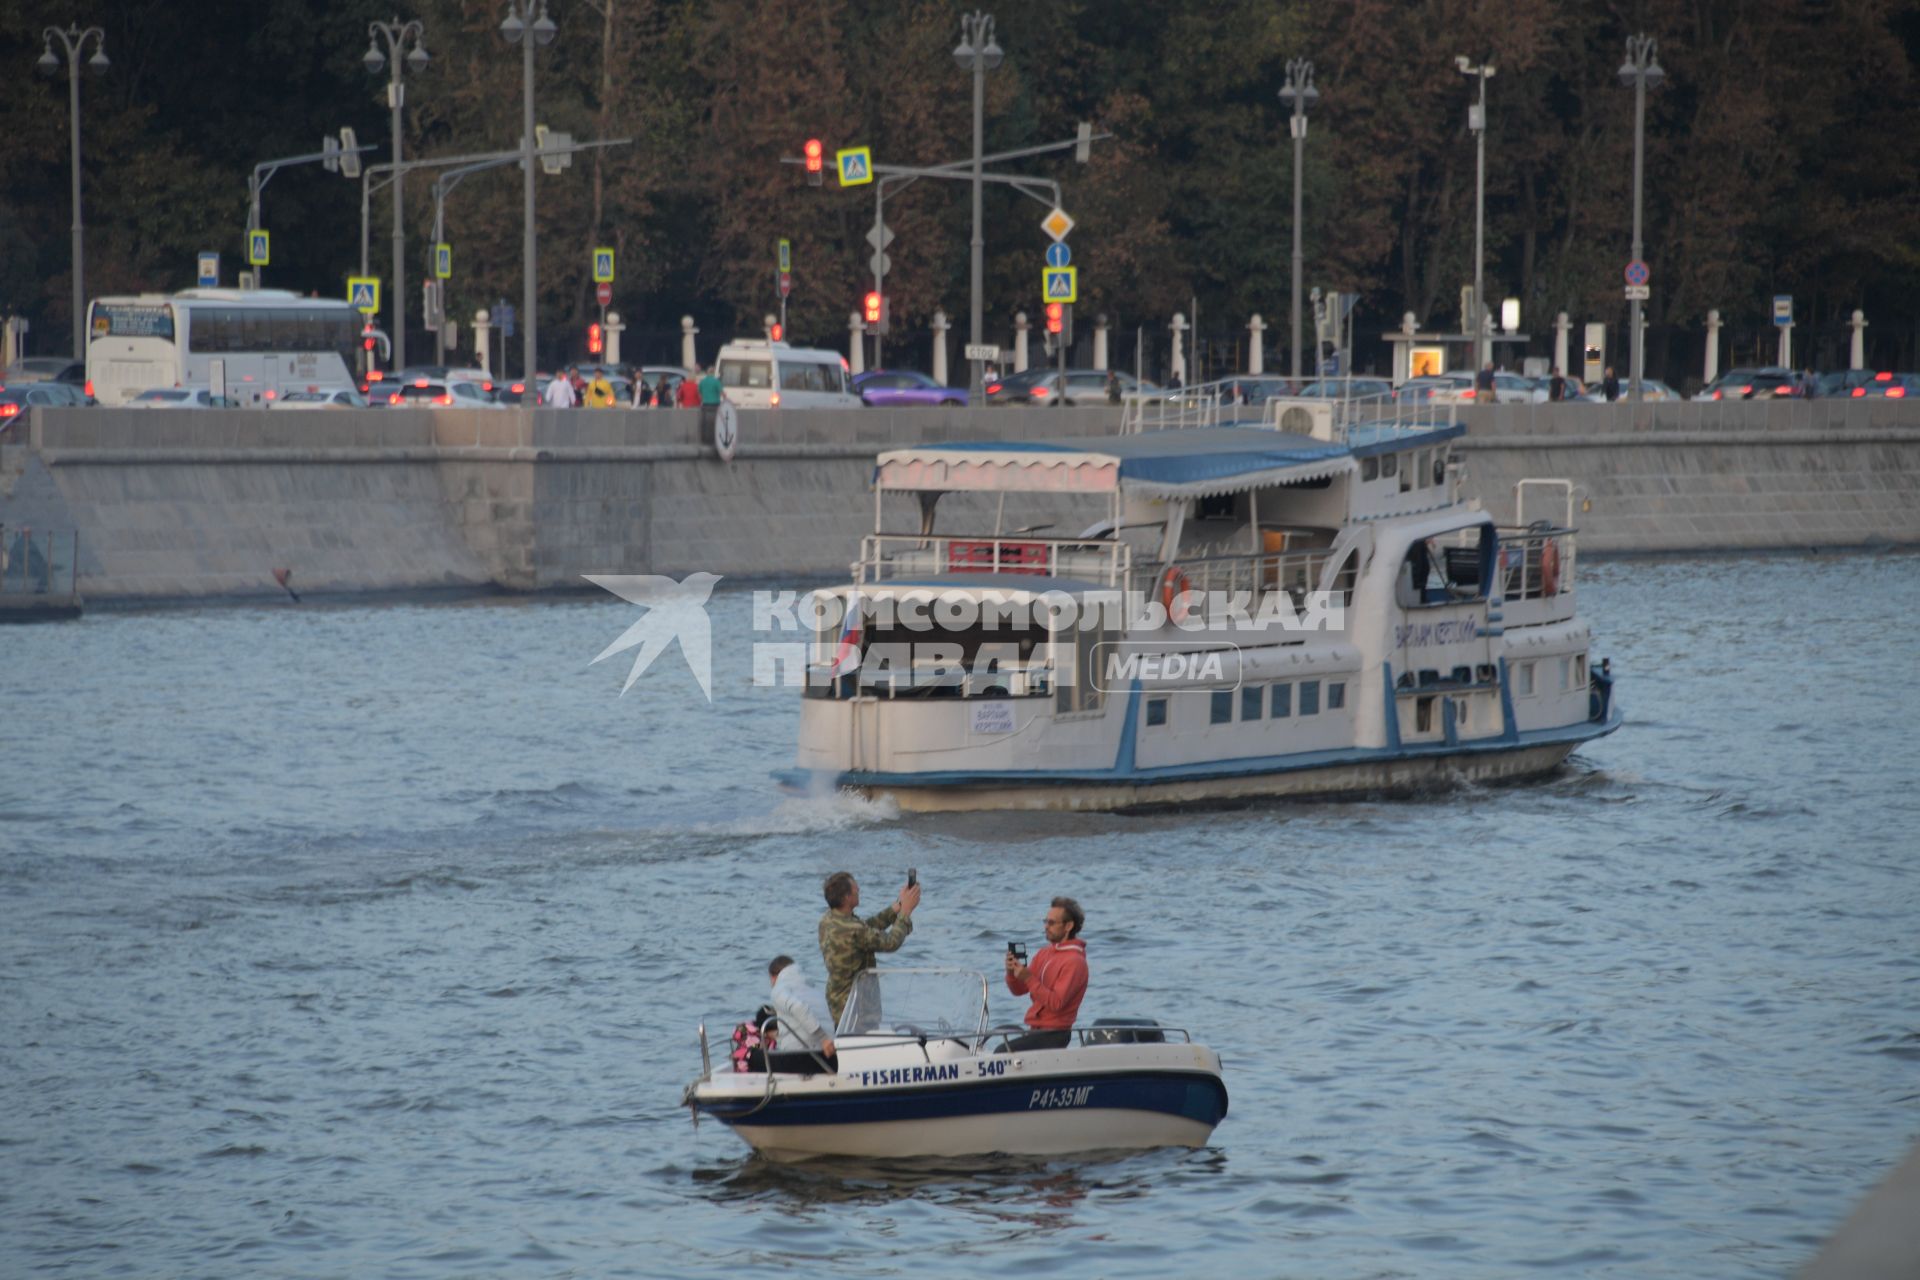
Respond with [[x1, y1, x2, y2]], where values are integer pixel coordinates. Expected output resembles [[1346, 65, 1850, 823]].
[[817, 870, 920, 1026], [697, 364, 724, 438]]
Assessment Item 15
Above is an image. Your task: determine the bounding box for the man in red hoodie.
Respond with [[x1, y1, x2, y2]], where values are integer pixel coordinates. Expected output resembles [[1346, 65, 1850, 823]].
[[1003, 896, 1088, 1051]]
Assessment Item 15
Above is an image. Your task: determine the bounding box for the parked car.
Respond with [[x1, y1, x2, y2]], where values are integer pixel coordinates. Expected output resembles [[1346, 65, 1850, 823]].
[[125, 387, 242, 409], [1, 383, 84, 420], [1218, 375, 1298, 406], [1809, 369, 1876, 399], [382, 378, 504, 409], [269, 387, 369, 410], [853, 369, 968, 407], [392, 365, 500, 398], [1395, 373, 1475, 403], [491, 376, 550, 406], [2, 356, 85, 386], [1297, 377, 1393, 402], [1849, 371, 1919, 399], [1580, 377, 1680, 402], [982, 368, 1050, 404], [1698, 367, 1805, 400]]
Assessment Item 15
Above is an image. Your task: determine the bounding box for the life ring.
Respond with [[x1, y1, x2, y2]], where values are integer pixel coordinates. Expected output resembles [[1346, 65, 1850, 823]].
[[1540, 539, 1561, 596], [1159, 566, 1194, 624]]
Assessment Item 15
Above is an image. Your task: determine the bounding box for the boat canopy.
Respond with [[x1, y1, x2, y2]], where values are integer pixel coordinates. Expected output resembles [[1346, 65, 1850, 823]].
[[874, 426, 1435, 500]]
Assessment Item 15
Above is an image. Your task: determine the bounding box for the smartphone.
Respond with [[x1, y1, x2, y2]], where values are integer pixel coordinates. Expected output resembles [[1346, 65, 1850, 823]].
[[1008, 941, 1027, 961], [907, 867, 917, 888]]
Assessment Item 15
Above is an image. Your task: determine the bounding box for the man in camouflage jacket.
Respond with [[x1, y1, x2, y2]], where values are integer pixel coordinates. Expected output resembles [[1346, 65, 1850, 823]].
[[818, 870, 921, 1026]]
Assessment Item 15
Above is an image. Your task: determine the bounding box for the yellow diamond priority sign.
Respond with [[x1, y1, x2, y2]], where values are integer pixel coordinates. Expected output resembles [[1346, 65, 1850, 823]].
[[1040, 207, 1075, 242]]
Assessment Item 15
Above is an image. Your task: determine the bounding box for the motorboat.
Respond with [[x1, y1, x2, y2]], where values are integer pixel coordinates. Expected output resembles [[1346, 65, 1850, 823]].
[[682, 967, 1229, 1163], [775, 391, 1620, 811]]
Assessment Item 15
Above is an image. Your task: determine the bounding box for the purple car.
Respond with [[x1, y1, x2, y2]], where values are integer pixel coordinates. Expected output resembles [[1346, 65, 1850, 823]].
[[853, 369, 968, 407]]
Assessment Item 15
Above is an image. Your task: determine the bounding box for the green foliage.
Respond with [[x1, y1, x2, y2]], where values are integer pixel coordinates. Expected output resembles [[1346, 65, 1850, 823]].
[[3, 0, 1916, 371]]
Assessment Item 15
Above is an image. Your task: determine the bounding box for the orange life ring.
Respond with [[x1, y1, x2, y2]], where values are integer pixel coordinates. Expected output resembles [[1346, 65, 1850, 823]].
[[1160, 566, 1194, 624], [1540, 539, 1561, 596]]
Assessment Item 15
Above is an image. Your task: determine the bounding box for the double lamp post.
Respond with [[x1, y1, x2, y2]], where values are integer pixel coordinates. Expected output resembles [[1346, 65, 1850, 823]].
[[38, 23, 110, 362]]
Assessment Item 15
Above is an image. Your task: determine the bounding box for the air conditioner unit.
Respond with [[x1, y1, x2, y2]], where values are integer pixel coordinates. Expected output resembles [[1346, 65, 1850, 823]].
[[1274, 400, 1334, 440]]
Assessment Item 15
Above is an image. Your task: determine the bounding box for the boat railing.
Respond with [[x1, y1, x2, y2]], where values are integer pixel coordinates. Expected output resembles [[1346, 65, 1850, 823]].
[[856, 532, 1133, 587], [1129, 547, 1346, 625], [1120, 384, 1221, 434], [1264, 392, 1456, 443], [1491, 525, 1577, 603]]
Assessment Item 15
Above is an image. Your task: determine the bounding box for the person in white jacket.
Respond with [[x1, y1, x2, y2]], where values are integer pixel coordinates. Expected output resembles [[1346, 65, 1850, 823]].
[[768, 954, 835, 1063]]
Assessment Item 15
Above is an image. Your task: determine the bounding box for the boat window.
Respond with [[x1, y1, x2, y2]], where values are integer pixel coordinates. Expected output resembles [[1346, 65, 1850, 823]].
[[1399, 453, 1414, 493], [1240, 685, 1263, 721], [1209, 691, 1232, 724], [1362, 456, 1379, 481], [1055, 628, 1109, 715], [1559, 656, 1573, 691], [1272, 683, 1292, 718], [1416, 695, 1435, 733], [1380, 453, 1398, 479], [1433, 452, 1448, 486], [1327, 681, 1346, 710], [1300, 680, 1321, 716], [1517, 661, 1535, 696], [1574, 654, 1588, 687], [1414, 450, 1429, 488], [1145, 697, 1168, 727], [1452, 665, 1472, 684]]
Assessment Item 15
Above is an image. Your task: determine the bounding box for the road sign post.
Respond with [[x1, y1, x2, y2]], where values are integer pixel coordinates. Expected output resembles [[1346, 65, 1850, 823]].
[[1041, 266, 1078, 304], [593, 247, 615, 284], [197, 252, 220, 288], [248, 230, 270, 267], [434, 243, 451, 280], [595, 281, 612, 307]]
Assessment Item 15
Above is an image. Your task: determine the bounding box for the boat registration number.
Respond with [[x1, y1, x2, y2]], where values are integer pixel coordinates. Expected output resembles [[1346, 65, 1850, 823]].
[[1029, 1085, 1094, 1109]]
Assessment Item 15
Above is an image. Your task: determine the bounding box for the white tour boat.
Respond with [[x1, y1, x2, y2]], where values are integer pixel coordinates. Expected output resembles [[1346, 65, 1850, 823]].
[[683, 967, 1229, 1162], [776, 394, 1620, 812]]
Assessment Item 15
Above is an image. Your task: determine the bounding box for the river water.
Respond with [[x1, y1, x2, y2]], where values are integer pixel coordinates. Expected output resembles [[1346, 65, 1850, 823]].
[[3, 552, 1917, 1278]]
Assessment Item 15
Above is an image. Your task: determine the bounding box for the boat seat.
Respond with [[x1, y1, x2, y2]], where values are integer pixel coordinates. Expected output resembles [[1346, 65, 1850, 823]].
[[1082, 1017, 1166, 1046]]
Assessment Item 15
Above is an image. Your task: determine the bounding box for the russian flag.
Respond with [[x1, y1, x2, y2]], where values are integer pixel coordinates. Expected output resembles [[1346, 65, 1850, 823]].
[[830, 591, 864, 676]]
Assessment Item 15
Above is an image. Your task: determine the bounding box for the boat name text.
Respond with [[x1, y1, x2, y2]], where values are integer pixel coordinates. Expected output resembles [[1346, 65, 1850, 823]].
[[1394, 618, 1480, 647], [854, 1064, 963, 1087]]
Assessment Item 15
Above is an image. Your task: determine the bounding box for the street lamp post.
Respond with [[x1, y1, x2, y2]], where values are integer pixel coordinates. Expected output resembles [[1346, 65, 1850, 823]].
[[501, 2, 556, 383], [38, 24, 109, 361], [1279, 57, 1319, 382], [365, 18, 430, 370], [1618, 34, 1664, 403], [1456, 56, 1496, 373], [953, 11, 1003, 401]]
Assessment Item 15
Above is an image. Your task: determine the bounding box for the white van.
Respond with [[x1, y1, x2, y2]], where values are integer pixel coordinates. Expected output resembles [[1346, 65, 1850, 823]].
[[714, 340, 861, 409]]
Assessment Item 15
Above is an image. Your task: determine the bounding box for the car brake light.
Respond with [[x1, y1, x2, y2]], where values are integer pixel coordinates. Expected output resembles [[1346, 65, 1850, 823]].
[[264, 389, 277, 401], [510, 382, 525, 394], [770, 392, 781, 407], [1460, 388, 1476, 399], [1032, 386, 1051, 398], [985, 382, 1002, 394], [482, 382, 493, 392], [1740, 385, 1752, 396], [414, 378, 429, 388], [388, 393, 401, 404], [0, 404, 18, 418], [1852, 387, 1866, 397], [1887, 386, 1906, 398], [84, 379, 94, 397], [1875, 370, 1892, 381], [435, 395, 452, 406], [368, 370, 384, 382]]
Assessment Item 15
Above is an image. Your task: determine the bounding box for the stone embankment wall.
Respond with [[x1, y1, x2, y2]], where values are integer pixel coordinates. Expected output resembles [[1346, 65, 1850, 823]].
[[1, 401, 1915, 601]]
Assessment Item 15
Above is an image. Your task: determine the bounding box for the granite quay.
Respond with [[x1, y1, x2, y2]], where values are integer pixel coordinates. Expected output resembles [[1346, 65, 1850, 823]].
[[1, 403, 1916, 603]]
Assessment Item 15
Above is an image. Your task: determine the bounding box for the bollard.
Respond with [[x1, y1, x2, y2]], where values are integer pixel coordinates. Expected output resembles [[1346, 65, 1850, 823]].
[[1013, 312, 1030, 373], [931, 309, 950, 387], [1169, 313, 1188, 386], [681, 315, 700, 371], [1247, 314, 1266, 376], [1704, 309, 1721, 386], [1849, 310, 1867, 371], [848, 312, 865, 376], [1093, 314, 1109, 373]]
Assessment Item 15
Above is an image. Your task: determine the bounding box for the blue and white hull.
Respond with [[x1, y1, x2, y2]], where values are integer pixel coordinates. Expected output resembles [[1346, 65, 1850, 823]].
[[688, 1040, 1229, 1163]]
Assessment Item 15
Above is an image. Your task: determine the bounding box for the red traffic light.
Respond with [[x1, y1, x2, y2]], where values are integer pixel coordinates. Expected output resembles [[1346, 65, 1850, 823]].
[[1045, 302, 1064, 334], [587, 322, 603, 354], [804, 138, 823, 173], [863, 291, 882, 325], [770, 322, 784, 342]]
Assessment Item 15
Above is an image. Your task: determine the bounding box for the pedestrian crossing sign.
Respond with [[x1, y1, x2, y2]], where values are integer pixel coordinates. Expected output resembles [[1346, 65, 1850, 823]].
[[836, 146, 873, 187], [434, 243, 451, 280], [1042, 266, 1078, 304], [347, 276, 381, 315], [248, 230, 270, 266], [593, 247, 615, 283]]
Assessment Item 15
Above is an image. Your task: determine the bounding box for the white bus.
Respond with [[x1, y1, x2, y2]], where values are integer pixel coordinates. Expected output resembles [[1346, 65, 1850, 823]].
[[86, 289, 362, 407]]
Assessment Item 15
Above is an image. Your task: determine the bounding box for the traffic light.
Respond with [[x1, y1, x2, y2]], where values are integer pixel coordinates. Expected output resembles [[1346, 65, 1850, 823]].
[[770, 322, 784, 342], [1045, 303, 1064, 335], [864, 291, 882, 325], [587, 322, 603, 355], [804, 138, 824, 186], [362, 324, 376, 351]]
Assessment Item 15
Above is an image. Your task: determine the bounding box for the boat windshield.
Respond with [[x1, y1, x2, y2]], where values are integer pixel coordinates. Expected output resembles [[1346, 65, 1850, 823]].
[[836, 968, 990, 1038]]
